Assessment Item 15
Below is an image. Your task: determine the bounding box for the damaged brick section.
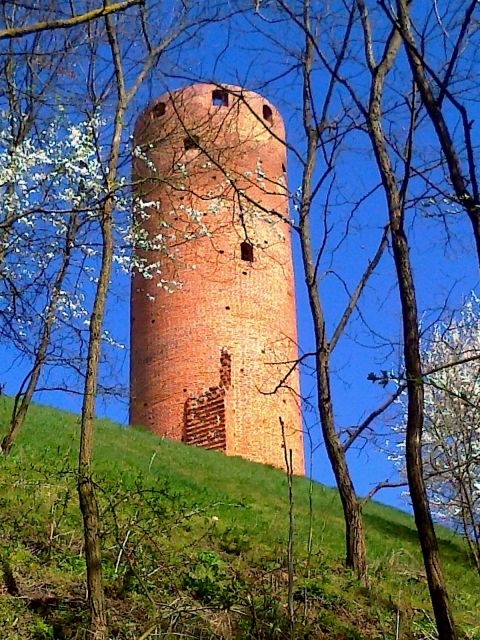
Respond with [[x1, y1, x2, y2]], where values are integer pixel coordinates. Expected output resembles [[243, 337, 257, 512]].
[[182, 349, 231, 451], [219, 348, 231, 389], [183, 386, 226, 451]]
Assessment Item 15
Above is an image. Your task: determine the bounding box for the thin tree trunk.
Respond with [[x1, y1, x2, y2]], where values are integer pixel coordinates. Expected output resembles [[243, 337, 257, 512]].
[[1, 214, 78, 455], [77, 12, 128, 636], [365, 52, 456, 640], [315, 348, 367, 579], [391, 224, 457, 640], [300, 222, 367, 578], [78, 203, 112, 638], [297, 0, 368, 581], [357, 5, 457, 632], [298, 178, 367, 580]]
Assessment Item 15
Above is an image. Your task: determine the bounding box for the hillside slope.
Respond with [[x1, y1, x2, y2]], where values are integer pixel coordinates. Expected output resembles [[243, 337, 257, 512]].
[[0, 398, 478, 639]]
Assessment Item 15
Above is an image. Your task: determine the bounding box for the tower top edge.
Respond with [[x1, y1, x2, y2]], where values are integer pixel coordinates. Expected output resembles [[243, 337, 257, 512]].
[[135, 83, 285, 136]]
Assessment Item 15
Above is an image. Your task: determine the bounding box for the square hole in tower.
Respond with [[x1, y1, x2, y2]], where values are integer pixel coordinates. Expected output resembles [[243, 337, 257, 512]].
[[184, 134, 200, 150], [212, 89, 229, 107]]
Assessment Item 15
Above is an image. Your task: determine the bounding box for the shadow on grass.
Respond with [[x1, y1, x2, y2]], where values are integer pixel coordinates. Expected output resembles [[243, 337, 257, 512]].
[[364, 511, 471, 568]]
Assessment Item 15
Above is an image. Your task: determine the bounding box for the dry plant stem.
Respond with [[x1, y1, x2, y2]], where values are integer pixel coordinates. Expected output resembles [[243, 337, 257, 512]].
[[280, 417, 295, 639], [1, 215, 79, 454], [298, 0, 367, 582], [357, 1, 457, 635]]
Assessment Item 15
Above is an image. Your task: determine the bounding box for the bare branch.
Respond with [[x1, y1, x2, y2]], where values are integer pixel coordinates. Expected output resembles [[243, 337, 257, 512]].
[[0, 0, 142, 41]]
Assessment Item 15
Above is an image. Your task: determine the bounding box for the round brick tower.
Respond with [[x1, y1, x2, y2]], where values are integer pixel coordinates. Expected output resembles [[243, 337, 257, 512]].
[[130, 83, 304, 475]]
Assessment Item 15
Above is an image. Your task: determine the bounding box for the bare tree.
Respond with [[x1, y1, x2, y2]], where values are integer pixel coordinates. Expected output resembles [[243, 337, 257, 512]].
[[353, 1, 456, 636]]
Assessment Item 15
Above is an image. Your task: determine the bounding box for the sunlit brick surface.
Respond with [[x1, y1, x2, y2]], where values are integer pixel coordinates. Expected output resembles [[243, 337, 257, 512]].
[[130, 84, 304, 475]]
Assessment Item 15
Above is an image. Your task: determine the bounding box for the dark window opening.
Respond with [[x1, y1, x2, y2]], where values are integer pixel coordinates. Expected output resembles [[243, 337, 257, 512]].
[[282, 163, 286, 172], [240, 241, 254, 262], [212, 89, 229, 107], [240, 242, 253, 262], [263, 104, 273, 124], [184, 134, 200, 150], [151, 102, 166, 118], [225, 306, 230, 310]]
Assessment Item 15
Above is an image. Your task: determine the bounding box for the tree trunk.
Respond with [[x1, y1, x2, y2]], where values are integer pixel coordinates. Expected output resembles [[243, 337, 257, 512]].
[[78, 475, 108, 638], [315, 349, 367, 580], [296, 0, 368, 582], [77, 14, 127, 635], [300, 249, 368, 580], [78, 203, 112, 638], [360, 8, 457, 632], [391, 199, 457, 640]]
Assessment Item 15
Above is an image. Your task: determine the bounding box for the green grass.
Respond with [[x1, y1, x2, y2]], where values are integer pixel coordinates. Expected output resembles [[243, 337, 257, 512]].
[[0, 397, 478, 639]]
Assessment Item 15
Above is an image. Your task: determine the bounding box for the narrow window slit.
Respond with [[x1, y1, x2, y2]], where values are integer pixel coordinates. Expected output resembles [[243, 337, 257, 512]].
[[263, 105, 273, 124], [240, 241, 254, 262]]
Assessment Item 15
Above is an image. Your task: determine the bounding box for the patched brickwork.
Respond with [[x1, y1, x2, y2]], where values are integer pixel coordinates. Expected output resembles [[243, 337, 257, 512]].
[[183, 387, 226, 451], [130, 83, 304, 475]]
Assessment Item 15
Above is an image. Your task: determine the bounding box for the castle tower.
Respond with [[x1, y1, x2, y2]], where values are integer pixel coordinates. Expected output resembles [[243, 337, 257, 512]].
[[130, 84, 304, 475]]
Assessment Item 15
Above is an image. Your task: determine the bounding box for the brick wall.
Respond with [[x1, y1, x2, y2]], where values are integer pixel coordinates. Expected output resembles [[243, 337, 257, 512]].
[[130, 83, 304, 475]]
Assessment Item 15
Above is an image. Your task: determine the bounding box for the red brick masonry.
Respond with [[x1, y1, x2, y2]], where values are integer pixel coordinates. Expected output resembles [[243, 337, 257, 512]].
[[130, 83, 304, 475]]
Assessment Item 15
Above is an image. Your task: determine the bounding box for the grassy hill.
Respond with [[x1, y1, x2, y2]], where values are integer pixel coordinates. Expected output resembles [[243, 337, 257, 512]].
[[0, 398, 478, 639]]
